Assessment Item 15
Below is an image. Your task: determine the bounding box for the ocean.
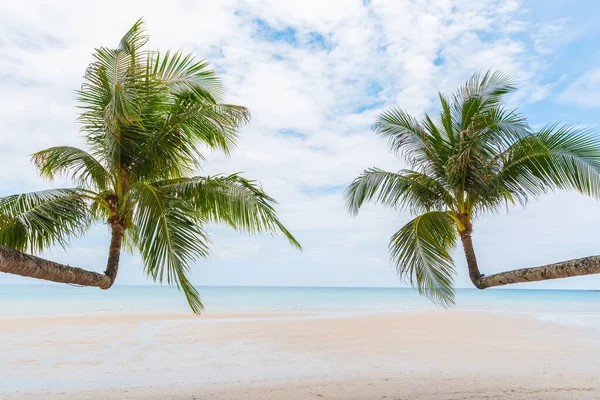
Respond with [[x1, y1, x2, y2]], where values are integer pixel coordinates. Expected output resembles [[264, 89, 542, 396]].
[[2, 285, 600, 330]]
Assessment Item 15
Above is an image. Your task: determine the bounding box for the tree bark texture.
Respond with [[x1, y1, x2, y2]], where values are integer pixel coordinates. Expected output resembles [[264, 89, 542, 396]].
[[0, 223, 125, 290], [103, 223, 124, 289], [0, 243, 112, 288], [460, 232, 600, 289]]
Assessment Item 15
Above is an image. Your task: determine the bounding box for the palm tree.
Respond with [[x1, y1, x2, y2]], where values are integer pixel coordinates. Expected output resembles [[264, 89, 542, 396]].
[[345, 71, 600, 306], [0, 20, 300, 313]]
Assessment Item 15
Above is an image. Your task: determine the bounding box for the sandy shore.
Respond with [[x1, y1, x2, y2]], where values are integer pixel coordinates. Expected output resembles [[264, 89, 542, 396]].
[[1, 311, 599, 399]]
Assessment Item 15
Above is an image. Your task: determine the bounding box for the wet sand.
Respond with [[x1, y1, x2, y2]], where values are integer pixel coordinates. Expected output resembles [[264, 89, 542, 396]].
[[1, 311, 599, 399]]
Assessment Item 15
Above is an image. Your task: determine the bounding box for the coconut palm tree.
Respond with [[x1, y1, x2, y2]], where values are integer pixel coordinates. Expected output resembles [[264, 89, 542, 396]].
[[345, 71, 600, 306], [0, 20, 300, 313]]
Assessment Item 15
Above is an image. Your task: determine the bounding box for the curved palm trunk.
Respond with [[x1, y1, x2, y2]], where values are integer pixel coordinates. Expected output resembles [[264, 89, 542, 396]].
[[0, 244, 112, 288], [0, 224, 125, 290], [103, 223, 124, 289], [460, 231, 600, 289]]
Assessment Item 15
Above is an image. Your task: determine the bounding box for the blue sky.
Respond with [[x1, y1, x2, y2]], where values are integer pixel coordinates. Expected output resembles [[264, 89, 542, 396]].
[[1, 0, 600, 291]]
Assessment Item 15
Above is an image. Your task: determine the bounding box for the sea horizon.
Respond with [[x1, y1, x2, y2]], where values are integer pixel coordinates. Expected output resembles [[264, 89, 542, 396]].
[[3, 284, 600, 333], [3, 282, 599, 290]]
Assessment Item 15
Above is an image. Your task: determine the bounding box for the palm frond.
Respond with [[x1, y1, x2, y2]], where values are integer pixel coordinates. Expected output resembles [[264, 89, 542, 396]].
[[373, 108, 429, 167], [345, 168, 455, 215], [78, 21, 148, 161], [170, 99, 250, 155], [500, 124, 600, 199], [0, 189, 91, 253], [456, 69, 517, 105], [118, 18, 148, 55], [32, 146, 110, 190], [475, 106, 529, 148], [451, 70, 520, 146], [127, 183, 210, 314], [156, 174, 301, 250], [94, 47, 141, 130], [438, 92, 456, 145], [152, 50, 224, 101], [131, 85, 250, 180], [390, 211, 457, 306], [174, 270, 204, 315]]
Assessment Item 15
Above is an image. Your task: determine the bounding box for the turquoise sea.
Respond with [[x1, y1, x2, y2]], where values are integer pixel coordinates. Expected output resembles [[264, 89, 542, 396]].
[[2, 285, 600, 330]]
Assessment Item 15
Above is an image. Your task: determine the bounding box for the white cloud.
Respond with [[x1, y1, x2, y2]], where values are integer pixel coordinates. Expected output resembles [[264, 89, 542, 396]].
[[559, 68, 600, 108], [1, 0, 597, 290]]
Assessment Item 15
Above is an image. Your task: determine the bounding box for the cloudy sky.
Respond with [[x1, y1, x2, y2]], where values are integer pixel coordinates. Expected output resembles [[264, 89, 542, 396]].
[[1, 0, 600, 291]]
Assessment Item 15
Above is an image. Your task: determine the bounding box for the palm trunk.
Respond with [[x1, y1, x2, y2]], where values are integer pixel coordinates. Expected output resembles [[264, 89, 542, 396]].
[[0, 224, 125, 290], [0, 243, 112, 288], [459, 232, 485, 289], [103, 223, 124, 289], [459, 231, 600, 289]]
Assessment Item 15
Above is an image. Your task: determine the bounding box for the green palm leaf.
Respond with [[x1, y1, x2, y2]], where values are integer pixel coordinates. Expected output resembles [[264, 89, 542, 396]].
[[454, 70, 516, 107], [127, 183, 210, 313], [165, 101, 249, 158], [390, 211, 457, 306], [32, 147, 110, 190], [345, 168, 455, 215], [0, 189, 91, 253], [500, 124, 600, 200], [157, 174, 302, 250], [118, 18, 148, 55], [373, 108, 429, 166], [152, 50, 224, 100]]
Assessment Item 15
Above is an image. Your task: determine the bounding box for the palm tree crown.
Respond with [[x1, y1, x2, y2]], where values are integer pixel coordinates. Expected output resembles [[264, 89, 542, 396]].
[[346, 71, 600, 306], [0, 19, 300, 313]]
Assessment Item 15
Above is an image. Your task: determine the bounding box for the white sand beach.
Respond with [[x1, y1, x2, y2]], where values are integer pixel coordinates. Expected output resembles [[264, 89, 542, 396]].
[[2, 311, 599, 399]]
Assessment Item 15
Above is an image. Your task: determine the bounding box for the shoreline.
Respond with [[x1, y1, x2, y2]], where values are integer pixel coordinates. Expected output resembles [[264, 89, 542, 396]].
[[17, 374, 600, 400], [0, 307, 594, 331], [2, 310, 600, 399]]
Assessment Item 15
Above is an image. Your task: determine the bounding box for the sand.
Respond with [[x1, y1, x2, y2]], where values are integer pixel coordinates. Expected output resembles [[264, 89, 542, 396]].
[[1, 311, 599, 399]]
